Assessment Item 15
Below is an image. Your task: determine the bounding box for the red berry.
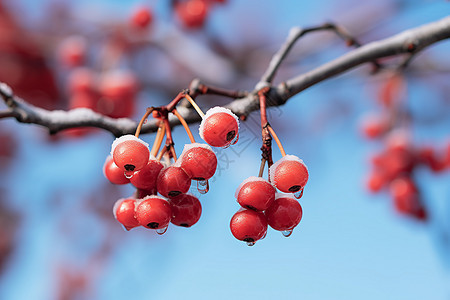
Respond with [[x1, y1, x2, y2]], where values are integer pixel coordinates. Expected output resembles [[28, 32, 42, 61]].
[[130, 158, 164, 190], [366, 170, 386, 193], [135, 196, 172, 229], [113, 198, 140, 230], [230, 209, 268, 246], [103, 156, 130, 185], [98, 70, 138, 118], [169, 194, 202, 227], [199, 107, 239, 148], [111, 135, 150, 173], [265, 194, 303, 232], [175, 0, 209, 29], [235, 176, 276, 211], [360, 114, 389, 139], [389, 177, 426, 220], [157, 166, 191, 198], [178, 143, 217, 180], [417, 146, 446, 172], [270, 155, 309, 195], [130, 6, 153, 29], [58, 35, 87, 67], [67, 68, 97, 95], [378, 72, 405, 107]]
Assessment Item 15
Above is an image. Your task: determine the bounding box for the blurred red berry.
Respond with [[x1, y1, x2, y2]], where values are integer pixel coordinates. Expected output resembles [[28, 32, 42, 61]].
[[130, 6, 153, 29], [58, 35, 87, 68], [175, 0, 209, 29]]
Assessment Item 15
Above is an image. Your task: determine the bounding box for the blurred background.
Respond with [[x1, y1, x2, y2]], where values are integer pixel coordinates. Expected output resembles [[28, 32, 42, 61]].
[[0, 0, 449, 299]]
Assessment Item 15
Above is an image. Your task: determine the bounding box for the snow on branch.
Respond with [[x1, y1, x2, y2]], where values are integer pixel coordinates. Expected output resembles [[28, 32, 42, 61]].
[[1, 16, 449, 136]]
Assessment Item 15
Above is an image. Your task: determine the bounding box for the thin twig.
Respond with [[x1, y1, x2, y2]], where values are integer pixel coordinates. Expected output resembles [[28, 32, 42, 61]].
[[172, 109, 196, 143]]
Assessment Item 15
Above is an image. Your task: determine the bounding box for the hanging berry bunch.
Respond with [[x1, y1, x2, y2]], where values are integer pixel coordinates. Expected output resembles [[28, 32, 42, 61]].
[[362, 71, 450, 221], [230, 88, 309, 246], [104, 90, 239, 234]]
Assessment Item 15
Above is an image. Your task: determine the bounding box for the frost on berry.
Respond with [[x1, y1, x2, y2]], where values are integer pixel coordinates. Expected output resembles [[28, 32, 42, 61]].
[[235, 176, 275, 211], [176, 143, 217, 180], [199, 106, 239, 148], [265, 193, 303, 232], [269, 155, 309, 194], [169, 193, 202, 227], [111, 134, 150, 173], [135, 196, 172, 230], [113, 198, 140, 230]]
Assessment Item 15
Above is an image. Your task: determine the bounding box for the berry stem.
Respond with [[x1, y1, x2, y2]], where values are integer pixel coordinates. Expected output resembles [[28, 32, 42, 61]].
[[135, 107, 154, 138], [151, 122, 166, 157], [172, 109, 196, 143], [184, 94, 205, 118], [267, 125, 286, 157], [258, 158, 266, 178], [258, 87, 274, 168], [156, 145, 167, 161], [189, 79, 249, 99]]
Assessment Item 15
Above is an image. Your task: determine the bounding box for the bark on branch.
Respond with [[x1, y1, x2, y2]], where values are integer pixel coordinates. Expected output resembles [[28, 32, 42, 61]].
[[1, 16, 449, 136]]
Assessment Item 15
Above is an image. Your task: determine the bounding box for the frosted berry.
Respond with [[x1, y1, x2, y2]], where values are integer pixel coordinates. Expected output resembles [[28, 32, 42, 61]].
[[199, 107, 239, 148], [111, 135, 150, 173], [270, 155, 309, 194], [178, 143, 217, 180], [169, 194, 202, 227], [235, 176, 275, 211], [130, 158, 164, 190], [135, 196, 172, 229], [157, 166, 191, 198], [130, 6, 153, 29], [103, 156, 130, 185], [265, 194, 302, 232], [113, 198, 140, 230], [230, 209, 268, 246], [58, 35, 87, 67]]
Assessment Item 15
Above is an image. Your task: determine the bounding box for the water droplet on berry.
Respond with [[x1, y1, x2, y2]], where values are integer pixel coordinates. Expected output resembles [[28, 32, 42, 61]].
[[156, 226, 168, 235], [294, 188, 304, 199], [246, 241, 256, 246], [260, 230, 267, 240], [282, 230, 293, 237], [124, 171, 134, 179], [231, 133, 239, 145], [197, 180, 209, 194]]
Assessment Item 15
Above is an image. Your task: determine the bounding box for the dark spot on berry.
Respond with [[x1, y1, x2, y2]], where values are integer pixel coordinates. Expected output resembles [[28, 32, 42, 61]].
[[180, 223, 190, 227], [147, 222, 159, 229], [245, 205, 257, 211], [289, 185, 302, 192], [226, 130, 236, 141], [168, 191, 182, 197], [124, 164, 135, 171], [243, 237, 255, 243], [193, 177, 205, 181]]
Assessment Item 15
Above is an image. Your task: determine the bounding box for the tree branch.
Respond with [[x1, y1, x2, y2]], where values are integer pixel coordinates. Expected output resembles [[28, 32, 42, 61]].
[[1, 16, 449, 136]]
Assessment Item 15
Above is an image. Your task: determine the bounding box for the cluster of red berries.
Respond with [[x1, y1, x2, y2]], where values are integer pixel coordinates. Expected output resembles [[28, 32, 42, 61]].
[[104, 105, 240, 234], [230, 155, 309, 246], [366, 131, 450, 220]]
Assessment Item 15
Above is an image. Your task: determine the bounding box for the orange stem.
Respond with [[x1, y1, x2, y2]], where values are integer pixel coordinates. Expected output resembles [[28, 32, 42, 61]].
[[151, 122, 165, 157], [172, 109, 196, 143], [184, 94, 205, 118], [267, 125, 286, 157], [135, 107, 154, 138]]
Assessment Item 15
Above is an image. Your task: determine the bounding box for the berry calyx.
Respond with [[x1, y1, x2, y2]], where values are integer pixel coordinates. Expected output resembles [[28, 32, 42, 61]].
[[235, 176, 275, 211], [230, 209, 268, 246], [103, 156, 130, 185], [177, 143, 217, 180], [264, 194, 302, 232], [169, 194, 202, 227], [113, 198, 140, 230], [111, 135, 150, 173], [130, 158, 164, 190], [135, 196, 172, 229], [199, 107, 239, 148], [269, 155, 309, 194], [156, 166, 191, 198]]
